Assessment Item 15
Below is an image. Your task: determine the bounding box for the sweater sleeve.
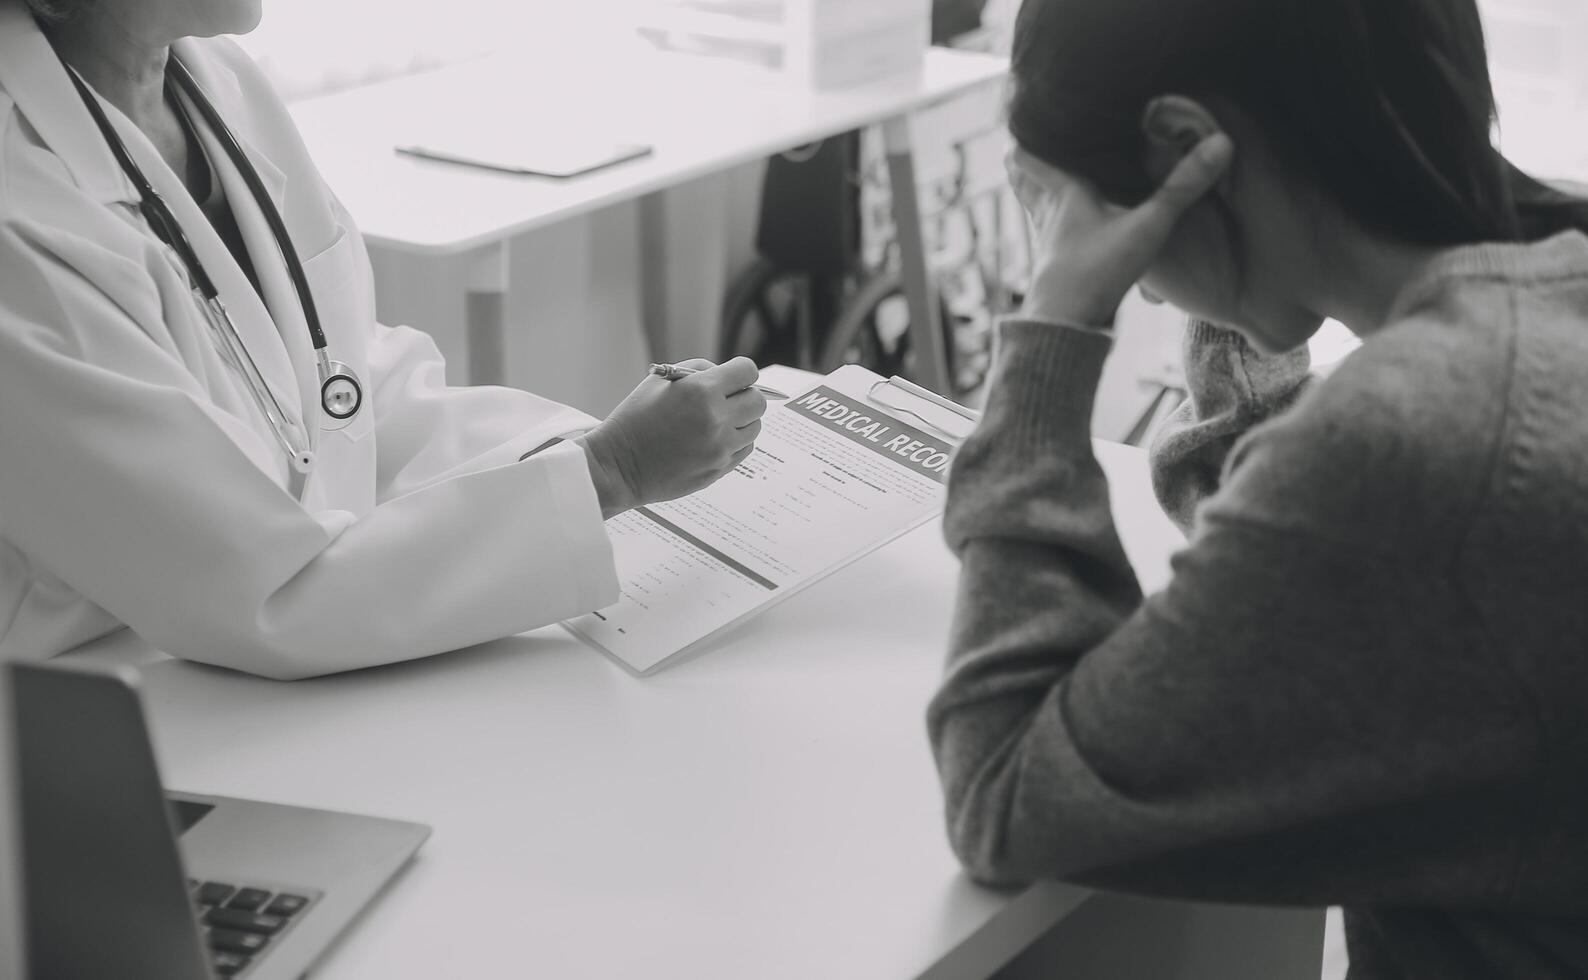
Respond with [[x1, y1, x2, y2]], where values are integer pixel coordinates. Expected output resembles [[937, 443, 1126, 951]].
[[1148, 321, 1314, 532], [929, 319, 1541, 908]]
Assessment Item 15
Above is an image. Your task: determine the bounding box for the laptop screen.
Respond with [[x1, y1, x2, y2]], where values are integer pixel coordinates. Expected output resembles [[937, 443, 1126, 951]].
[[10, 661, 214, 980]]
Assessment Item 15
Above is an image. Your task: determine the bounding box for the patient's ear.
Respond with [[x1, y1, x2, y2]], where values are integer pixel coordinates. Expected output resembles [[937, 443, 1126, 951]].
[[1140, 96, 1228, 189]]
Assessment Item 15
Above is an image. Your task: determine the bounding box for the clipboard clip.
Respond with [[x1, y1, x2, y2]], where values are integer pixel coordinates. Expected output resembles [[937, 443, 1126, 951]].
[[866, 376, 979, 441]]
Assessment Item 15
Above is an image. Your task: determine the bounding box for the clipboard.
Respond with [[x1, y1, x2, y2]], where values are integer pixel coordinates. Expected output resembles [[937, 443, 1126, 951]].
[[867, 374, 979, 441], [561, 365, 979, 676]]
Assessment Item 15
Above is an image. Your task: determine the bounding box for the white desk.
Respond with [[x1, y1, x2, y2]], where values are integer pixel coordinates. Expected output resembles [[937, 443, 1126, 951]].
[[73, 367, 1187, 979], [289, 43, 1009, 395]]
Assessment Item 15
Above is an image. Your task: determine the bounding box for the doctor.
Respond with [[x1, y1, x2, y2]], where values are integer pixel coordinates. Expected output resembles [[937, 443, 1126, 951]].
[[0, 0, 768, 678]]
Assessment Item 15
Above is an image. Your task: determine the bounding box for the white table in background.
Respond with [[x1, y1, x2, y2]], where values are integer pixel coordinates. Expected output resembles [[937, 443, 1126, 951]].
[[288, 44, 1009, 396], [74, 365, 1186, 980]]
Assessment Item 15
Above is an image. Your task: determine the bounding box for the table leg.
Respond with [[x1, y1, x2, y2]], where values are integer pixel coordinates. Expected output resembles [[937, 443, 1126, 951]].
[[465, 241, 512, 387], [882, 114, 952, 396]]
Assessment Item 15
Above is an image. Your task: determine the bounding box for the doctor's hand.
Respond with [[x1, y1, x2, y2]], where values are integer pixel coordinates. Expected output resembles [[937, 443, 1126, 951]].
[[575, 357, 767, 519], [1009, 134, 1232, 327]]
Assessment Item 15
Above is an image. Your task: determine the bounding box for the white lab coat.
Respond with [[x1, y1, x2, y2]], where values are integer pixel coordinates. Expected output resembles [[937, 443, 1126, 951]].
[[0, 3, 619, 679]]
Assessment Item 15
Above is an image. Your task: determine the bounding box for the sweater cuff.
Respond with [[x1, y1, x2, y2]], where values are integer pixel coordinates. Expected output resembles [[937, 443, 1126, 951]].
[[1187, 319, 1242, 347], [983, 318, 1114, 456]]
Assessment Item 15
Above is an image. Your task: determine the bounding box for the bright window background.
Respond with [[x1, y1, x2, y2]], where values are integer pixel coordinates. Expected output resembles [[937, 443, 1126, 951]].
[[1480, 0, 1588, 182]]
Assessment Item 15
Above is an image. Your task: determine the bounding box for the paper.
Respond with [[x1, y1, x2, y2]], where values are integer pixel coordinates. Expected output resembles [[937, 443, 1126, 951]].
[[562, 365, 970, 674]]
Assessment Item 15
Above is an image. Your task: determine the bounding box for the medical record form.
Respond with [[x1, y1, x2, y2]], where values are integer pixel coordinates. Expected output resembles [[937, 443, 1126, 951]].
[[562, 365, 973, 675]]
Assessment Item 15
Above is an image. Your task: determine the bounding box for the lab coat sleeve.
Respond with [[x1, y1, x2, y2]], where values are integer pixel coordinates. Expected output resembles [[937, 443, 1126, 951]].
[[325, 191, 608, 502], [0, 219, 618, 679], [365, 318, 604, 499]]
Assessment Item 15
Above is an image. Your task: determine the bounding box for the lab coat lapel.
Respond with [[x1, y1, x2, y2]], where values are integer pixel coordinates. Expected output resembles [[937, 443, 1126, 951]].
[[116, 111, 309, 440], [0, 7, 307, 432], [0, 2, 137, 207], [171, 41, 321, 452]]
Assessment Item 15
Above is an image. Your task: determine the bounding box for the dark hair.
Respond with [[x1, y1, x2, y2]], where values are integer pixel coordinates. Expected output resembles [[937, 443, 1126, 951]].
[[1008, 0, 1588, 246]]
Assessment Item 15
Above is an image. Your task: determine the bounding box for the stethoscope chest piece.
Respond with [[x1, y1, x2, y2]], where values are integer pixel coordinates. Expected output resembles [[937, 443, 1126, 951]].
[[63, 51, 372, 475], [317, 355, 363, 430]]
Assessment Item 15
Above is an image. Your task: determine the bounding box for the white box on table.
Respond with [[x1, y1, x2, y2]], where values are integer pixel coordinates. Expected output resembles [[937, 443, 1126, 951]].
[[637, 0, 929, 89]]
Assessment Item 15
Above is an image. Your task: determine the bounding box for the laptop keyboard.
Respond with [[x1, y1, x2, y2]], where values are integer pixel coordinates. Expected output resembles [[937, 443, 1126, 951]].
[[189, 879, 316, 976]]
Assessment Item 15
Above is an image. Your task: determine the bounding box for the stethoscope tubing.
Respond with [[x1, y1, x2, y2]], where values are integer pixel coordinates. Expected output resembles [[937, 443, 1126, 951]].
[[55, 43, 363, 477], [165, 58, 330, 353], [200, 292, 315, 470]]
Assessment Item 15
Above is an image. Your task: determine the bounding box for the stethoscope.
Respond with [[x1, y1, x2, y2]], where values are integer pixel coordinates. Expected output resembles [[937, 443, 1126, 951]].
[[61, 52, 363, 477]]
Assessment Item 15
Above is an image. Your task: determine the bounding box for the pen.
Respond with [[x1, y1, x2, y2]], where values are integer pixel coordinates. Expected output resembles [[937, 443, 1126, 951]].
[[648, 363, 790, 400]]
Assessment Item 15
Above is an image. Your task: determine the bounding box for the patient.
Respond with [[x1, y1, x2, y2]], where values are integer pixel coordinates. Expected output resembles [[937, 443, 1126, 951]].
[[928, 0, 1588, 976]]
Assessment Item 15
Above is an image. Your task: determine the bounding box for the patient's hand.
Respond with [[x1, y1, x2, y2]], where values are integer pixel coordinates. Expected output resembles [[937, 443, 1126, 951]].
[[1009, 134, 1232, 328]]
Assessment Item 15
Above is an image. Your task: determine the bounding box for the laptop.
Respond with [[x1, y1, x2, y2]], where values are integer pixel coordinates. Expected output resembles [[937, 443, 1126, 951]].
[[8, 660, 431, 979]]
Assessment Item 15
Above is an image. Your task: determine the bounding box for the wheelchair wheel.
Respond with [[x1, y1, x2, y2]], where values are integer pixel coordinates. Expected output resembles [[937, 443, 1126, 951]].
[[718, 257, 813, 367], [817, 269, 966, 395]]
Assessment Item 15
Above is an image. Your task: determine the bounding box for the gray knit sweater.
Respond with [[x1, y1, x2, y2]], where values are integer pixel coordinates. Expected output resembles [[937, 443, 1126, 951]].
[[930, 231, 1588, 979]]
